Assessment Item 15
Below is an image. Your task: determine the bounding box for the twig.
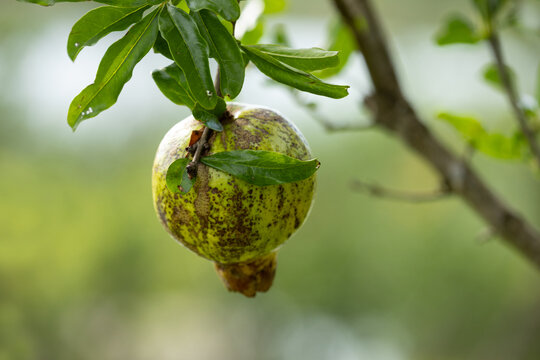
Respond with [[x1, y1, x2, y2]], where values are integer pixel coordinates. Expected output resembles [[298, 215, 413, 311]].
[[487, 32, 540, 167], [289, 89, 374, 132], [332, 0, 540, 269], [351, 180, 451, 203]]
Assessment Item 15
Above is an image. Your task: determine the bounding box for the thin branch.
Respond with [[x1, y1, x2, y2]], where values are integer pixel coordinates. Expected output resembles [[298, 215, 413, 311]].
[[317, 118, 375, 132], [289, 89, 375, 132], [351, 180, 451, 203], [487, 32, 540, 167], [332, 0, 540, 269]]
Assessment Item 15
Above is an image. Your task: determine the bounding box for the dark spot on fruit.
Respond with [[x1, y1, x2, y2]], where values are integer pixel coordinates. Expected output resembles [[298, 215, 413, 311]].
[[277, 186, 285, 209]]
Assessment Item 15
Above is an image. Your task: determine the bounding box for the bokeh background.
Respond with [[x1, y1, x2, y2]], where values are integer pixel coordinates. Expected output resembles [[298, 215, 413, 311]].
[[2, 0, 540, 359]]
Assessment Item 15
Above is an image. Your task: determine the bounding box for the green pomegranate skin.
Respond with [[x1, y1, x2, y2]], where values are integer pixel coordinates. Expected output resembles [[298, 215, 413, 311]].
[[152, 103, 316, 265]]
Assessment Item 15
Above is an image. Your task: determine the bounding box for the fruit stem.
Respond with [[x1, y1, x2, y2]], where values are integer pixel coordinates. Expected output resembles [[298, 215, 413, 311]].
[[186, 66, 224, 178], [186, 126, 212, 178]]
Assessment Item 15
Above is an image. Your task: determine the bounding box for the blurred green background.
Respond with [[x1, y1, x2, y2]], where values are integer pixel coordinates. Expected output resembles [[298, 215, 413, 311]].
[[2, 0, 540, 359]]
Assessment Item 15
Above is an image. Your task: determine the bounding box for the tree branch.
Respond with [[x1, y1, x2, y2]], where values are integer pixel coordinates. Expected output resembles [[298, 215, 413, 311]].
[[487, 32, 540, 168], [332, 0, 540, 269]]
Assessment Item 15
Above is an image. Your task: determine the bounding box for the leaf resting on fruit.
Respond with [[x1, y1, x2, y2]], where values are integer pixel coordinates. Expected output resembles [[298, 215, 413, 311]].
[[200, 150, 320, 186]]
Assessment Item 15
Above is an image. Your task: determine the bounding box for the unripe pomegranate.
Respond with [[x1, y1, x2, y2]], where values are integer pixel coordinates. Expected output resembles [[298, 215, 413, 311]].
[[152, 103, 316, 297]]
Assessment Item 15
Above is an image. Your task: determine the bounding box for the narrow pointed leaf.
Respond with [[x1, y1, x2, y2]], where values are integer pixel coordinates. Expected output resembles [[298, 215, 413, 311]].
[[201, 150, 320, 186], [166, 158, 195, 194], [68, 5, 149, 61], [192, 98, 226, 131], [159, 4, 217, 110], [185, 0, 240, 21], [153, 62, 226, 131], [153, 32, 174, 60], [242, 45, 349, 99], [192, 10, 245, 98], [95, 0, 163, 7], [437, 112, 525, 159], [68, 7, 160, 129], [247, 44, 339, 72], [152, 64, 195, 108], [435, 15, 482, 46]]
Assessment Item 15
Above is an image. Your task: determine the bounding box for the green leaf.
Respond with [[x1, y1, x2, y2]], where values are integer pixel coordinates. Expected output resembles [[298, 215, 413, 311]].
[[152, 62, 225, 131], [240, 20, 265, 46], [159, 4, 217, 110], [437, 112, 485, 142], [166, 158, 195, 194], [242, 45, 349, 99], [477, 132, 525, 159], [96, 0, 163, 6], [68, 7, 160, 129], [201, 150, 320, 186], [315, 21, 355, 79], [153, 32, 173, 60], [246, 44, 339, 72], [435, 15, 482, 46], [482, 62, 516, 90], [152, 63, 195, 108], [67, 5, 149, 61], [437, 112, 525, 159], [263, 0, 286, 14], [185, 0, 240, 21], [192, 10, 245, 98], [192, 98, 226, 131]]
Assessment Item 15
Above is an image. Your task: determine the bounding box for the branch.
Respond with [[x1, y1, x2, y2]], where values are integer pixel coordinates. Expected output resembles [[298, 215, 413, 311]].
[[289, 89, 374, 132], [332, 0, 540, 269], [351, 180, 451, 203], [487, 32, 540, 167]]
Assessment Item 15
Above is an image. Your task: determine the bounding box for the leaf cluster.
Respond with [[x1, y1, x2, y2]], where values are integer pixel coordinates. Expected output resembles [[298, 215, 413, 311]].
[[433, 0, 540, 163], [19, 0, 346, 190]]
